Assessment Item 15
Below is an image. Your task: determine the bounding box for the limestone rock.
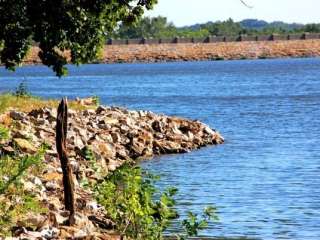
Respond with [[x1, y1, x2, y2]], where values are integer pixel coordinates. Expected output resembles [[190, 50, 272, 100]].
[[13, 138, 37, 154], [5, 104, 223, 239], [10, 110, 25, 120]]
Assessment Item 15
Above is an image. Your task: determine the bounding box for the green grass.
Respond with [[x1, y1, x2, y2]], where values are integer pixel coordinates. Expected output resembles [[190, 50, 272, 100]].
[[0, 93, 95, 114]]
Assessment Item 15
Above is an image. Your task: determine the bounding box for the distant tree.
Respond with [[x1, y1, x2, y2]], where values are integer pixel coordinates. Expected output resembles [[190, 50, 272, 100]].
[[115, 16, 210, 39], [303, 24, 320, 33], [0, 0, 157, 76], [116, 16, 176, 39], [202, 18, 245, 36], [176, 28, 210, 38]]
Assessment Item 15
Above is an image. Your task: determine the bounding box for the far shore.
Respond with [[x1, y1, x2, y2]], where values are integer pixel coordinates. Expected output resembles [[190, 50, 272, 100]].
[[20, 39, 320, 66]]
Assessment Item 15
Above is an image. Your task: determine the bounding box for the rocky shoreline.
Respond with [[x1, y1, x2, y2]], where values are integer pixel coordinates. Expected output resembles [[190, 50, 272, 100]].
[[23, 39, 320, 65], [0, 105, 223, 239]]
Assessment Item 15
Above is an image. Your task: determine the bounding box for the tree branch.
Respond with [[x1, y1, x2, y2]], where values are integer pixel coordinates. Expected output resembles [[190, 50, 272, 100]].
[[240, 0, 253, 8]]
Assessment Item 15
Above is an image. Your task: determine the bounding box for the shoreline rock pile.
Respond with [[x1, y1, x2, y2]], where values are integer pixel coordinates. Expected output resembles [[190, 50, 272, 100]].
[[0, 105, 223, 238], [23, 40, 320, 65]]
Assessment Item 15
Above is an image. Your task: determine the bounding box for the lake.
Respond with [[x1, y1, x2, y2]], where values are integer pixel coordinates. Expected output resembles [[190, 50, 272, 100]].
[[1, 58, 320, 239]]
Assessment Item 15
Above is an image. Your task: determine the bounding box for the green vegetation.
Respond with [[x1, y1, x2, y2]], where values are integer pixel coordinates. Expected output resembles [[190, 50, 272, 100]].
[[112, 17, 320, 40], [0, 88, 218, 238], [179, 207, 217, 238], [0, 126, 47, 236], [14, 82, 31, 98], [0, 93, 96, 114], [95, 164, 178, 239], [116, 16, 177, 39], [0, 0, 157, 76], [94, 164, 218, 239], [0, 125, 9, 140]]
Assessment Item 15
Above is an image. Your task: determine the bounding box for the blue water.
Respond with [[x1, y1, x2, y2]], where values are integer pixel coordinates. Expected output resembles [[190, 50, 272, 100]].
[[1, 58, 320, 239]]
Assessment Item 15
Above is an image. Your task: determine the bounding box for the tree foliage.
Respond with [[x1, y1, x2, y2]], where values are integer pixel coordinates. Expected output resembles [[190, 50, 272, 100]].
[[116, 16, 177, 39], [114, 16, 320, 40], [0, 0, 157, 76], [202, 18, 244, 36]]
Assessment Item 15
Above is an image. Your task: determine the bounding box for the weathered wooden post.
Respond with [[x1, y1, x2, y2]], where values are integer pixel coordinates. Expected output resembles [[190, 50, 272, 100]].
[[56, 98, 75, 225]]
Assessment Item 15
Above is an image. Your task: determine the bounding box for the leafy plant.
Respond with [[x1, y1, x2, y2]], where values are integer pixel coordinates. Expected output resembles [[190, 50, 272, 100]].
[[80, 146, 107, 188], [92, 96, 100, 106], [94, 164, 178, 240], [0, 125, 9, 141], [0, 145, 46, 194], [0, 145, 47, 236], [14, 82, 31, 98], [177, 206, 218, 239], [94, 164, 218, 239]]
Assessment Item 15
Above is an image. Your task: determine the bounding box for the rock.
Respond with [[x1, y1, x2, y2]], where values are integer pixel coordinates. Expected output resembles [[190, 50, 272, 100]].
[[40, 227, 59, 239], [68, 109, 77, 117], [74, 213, 96, 232], [23, 181, 37, 193], [152, 120, 164, 133], [2, 145, 15, 154], [104, 117, 119, 125], [28, 108, 45, 118], [76, 97, 97, 106], [83, 109, 95, 116], [2, 105, 223, 239], [59, 225, 89, 238], [163, 141, 181, 153], [138, 110, 147, 117], [74, 127, 88, 142], [214, 132, 225, 144], [120, 124, 130, 133], [108, 159, 122, 171], [97, 123, 111, 130], [203, 125, 215, 135], [97, 143, 116, 159], [129, 140, 145, 157], [18, 230, 43, 239], [129, 110, 139, 119], [25, 213, 47, 229], [70, 160, 80, 173], [171, 124, 183, 135], [35, 129, 47, 139], [32, 176, 43, 186], [96, 105, 107, 114], [193, 136, 203, 146], [10, 110, 25, 120], [13, 138, 37, 154], [186, 131, 194, 141], [0, 112, 11, 126], [154, 140, 182, 154], [111, 132, 121, 143], [45, 181, 60, 191], [86, 201, 101, 212], [12, 130, 30, 139]]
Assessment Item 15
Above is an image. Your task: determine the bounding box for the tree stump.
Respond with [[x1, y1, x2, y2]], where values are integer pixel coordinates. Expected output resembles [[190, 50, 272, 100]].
[[56, 98, 75, 225]]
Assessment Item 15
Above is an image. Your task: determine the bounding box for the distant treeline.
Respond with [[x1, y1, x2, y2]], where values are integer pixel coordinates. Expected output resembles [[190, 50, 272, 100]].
[[110, 17, 320, 39]]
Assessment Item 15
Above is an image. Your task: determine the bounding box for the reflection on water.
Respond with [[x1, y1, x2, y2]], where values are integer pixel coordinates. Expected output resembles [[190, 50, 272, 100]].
[[1, 58, 320, 239]]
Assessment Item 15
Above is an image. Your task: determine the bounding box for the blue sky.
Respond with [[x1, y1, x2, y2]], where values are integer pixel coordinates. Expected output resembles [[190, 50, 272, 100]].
[[146, 0, 320, 26]]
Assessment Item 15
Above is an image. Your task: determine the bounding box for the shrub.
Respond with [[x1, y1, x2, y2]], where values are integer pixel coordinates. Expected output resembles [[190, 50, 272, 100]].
[[0, 141, 47, 236], [94, 164, 178, 240], [94, 164, 218, 240], [178, 206, 218, 239], [14, 82, 31, 98]]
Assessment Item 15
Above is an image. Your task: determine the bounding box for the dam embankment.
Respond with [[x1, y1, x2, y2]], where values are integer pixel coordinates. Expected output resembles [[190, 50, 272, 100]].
[[24, 39, 320, 64]]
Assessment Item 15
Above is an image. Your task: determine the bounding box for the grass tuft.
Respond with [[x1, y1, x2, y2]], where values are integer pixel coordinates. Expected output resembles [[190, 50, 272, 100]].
[[0, 94, 95, 114]]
